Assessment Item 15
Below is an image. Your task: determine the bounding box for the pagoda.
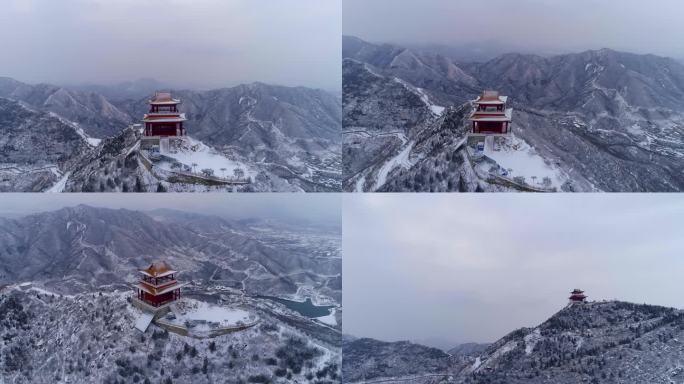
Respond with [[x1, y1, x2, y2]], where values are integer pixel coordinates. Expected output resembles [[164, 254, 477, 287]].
[[142, 92, 187, 137], [133, 261, 187, 309], [469, 90, 512, 135], [568, 289, 587, 304]]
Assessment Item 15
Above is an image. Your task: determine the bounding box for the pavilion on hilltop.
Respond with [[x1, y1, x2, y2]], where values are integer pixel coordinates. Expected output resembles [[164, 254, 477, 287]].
[[142, 92, 187, 137], [469, 90, 513, 135]]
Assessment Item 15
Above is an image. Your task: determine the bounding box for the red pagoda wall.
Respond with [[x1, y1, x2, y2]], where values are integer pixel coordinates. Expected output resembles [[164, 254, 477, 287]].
[[474, 121, 508, 134], [146, 123, 183, 137], [140, 290, 179, 307]]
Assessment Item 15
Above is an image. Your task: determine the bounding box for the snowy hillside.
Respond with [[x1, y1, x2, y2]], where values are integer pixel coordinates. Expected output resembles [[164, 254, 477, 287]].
[[0, 286, 340, 384], [344, 301, 684, 384], [343, 36, 684, 192], [0, 78, 342, 192], [0, 205, 341, 382]]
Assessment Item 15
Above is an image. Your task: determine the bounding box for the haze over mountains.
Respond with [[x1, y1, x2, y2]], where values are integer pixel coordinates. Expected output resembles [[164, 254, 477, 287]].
[[0, 77, 342, 192], [343, 35, 684, 192]]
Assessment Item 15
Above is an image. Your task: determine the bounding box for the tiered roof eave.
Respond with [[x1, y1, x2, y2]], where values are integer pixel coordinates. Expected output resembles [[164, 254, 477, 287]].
[[142, 113, 187, 123], [135, 281, 189, 296]]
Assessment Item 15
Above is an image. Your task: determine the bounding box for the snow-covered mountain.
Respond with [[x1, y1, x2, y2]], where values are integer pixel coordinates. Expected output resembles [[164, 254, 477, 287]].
[[0, 78, 342, 192], [343, 36, 684, 192], [342, 337, 455, 382], [0, 283, 340, 384], [0, 98, 92, 191], [0, 77, 133, 138], [343, 301, 684, 384], [0, 205, 341, 383], [0, 205, 341, 303]]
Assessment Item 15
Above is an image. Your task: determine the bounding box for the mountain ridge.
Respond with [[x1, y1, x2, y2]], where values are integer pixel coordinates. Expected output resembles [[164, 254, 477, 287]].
[[343, 300, 684, 383], [343, 37, 684, 192]]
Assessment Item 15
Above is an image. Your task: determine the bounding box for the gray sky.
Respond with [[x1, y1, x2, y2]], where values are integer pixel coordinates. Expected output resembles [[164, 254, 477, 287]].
[[344, 194, 684, 350], [0, 193, 341, 224], [344, 0, 684, 58], [0, 0, 341, 91]]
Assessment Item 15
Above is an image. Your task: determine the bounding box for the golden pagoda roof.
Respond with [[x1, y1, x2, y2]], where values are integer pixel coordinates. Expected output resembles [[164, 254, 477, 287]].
[[475, 90, 508, 104], [149, 92, 180, 105], [139, 261, 177, 278]]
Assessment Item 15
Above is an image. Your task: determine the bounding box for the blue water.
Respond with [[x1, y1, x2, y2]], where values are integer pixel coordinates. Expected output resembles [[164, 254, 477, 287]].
[[259, 296, 334, 318]]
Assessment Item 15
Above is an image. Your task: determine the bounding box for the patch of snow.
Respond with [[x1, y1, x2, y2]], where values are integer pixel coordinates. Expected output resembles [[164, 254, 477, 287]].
[[483, 135, 565, 188], [134, 313, 154, 332], [172, 299, 255, 328], [156, 136, 255, 179], [481, 340, 518, 370], [524, 328, 542, 355], [48, 111, 100, 147], [354, 175, 366, 192], [374, 141, 414, 191], [472, 357, 482, 370], [393, 78, 445, 116], [46, 172, 70, 193], [315, 307, 337, 326]]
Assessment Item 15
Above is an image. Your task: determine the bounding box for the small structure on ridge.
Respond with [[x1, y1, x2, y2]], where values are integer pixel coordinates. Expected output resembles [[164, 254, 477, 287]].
[[568, 288, 587, 305]]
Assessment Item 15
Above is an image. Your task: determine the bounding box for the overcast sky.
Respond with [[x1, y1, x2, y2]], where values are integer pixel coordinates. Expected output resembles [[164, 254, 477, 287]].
[[344, 0, 684, 58], [0, 0, 341, 91], [0, 193, 341, 224], [344, 194, 684, 350]]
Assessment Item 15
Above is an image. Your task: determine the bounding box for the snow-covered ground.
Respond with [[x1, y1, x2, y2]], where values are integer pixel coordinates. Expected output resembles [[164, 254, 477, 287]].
[[481, 135, 566, 189], [393, 77, 445, 116], [46, 171, 70, 193], [48, 111, 101, 146], [315, 307, 338, 327], [373, 136, 414, 191], [169, 299, 256, 330], [154, 136, 255, 179], [523, 328, 542, 355]]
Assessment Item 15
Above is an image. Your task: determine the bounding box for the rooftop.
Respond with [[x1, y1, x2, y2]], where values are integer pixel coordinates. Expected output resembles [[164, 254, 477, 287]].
[[475, 91, 508, 104], [140, 261, 177, 278], [142, 113, 187, 123], [149, 92, 180, 105]]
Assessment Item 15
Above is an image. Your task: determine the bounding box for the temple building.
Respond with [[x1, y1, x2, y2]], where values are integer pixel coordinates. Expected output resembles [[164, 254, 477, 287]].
[[569, 289, 587, 304], [469, 90, 513, 135], [133, 261, 187, 310], [143, 92, 187, 137]]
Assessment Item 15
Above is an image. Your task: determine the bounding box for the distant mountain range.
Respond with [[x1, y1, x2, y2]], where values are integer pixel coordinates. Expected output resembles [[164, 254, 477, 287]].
[[0, 205, 341, 304], [343, 301, 684, 383], [0, 77, 342, 192], [343, 36, 684, 192]]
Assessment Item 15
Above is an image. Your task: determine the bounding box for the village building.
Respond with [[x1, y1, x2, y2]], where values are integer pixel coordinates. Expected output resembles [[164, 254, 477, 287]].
[[569, 288, 588, 304], [469, 90, 512, 135]]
